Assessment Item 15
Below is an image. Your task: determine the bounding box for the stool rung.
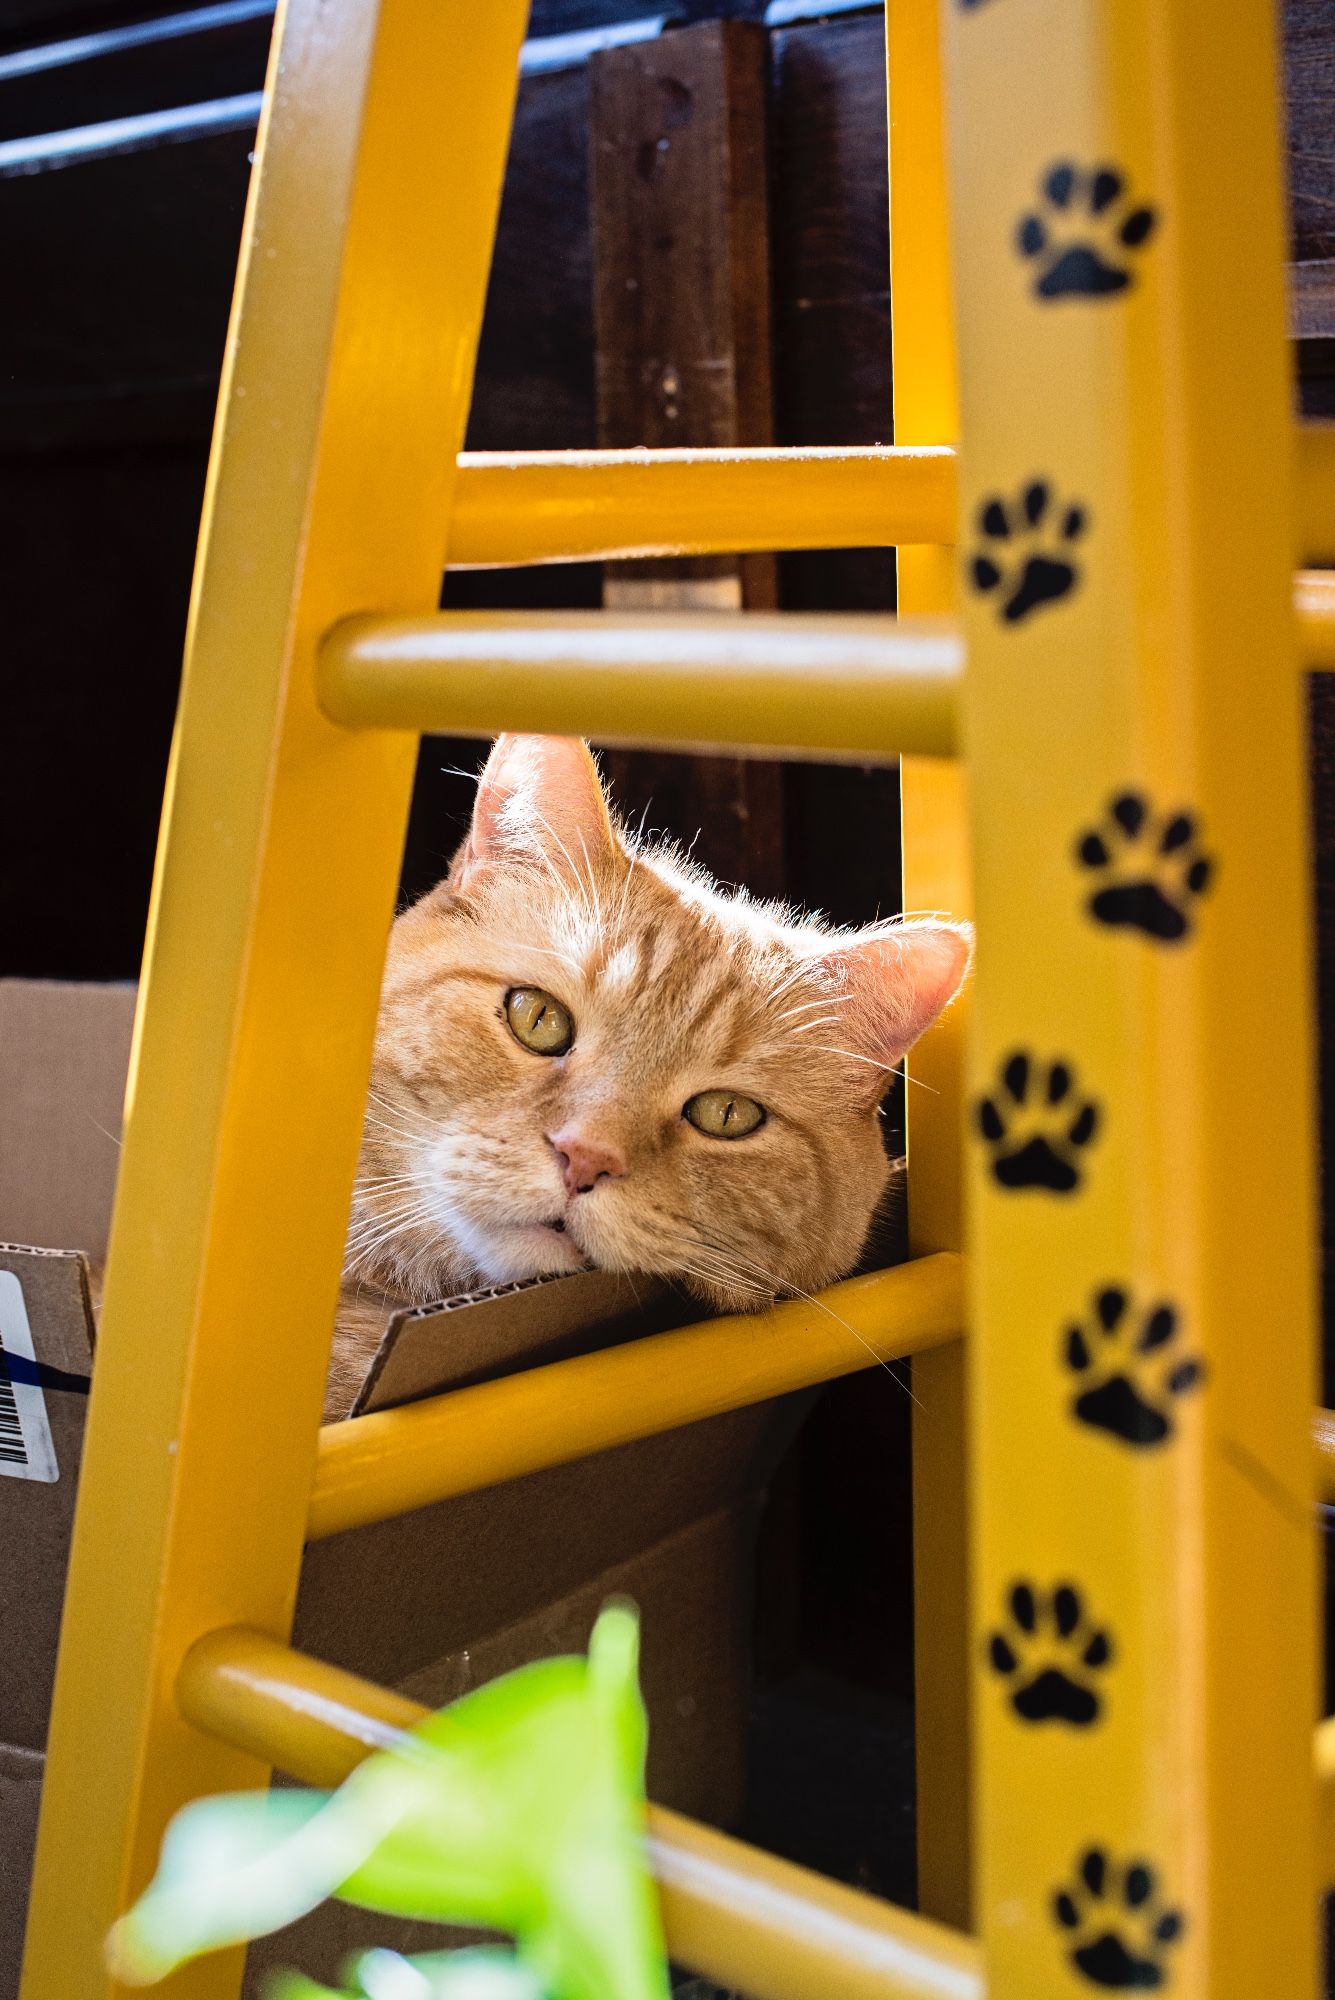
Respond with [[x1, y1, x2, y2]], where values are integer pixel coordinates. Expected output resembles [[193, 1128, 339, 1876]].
[[1298, 422, 1335, 566], [447, 445, 958, 566], [445, 430, 1334, 570], [1318, 1715, 1335, 1890], [1298, 570, 1335, 667], [309, 1255, 964, 1541], [317, 611, 962, 759], [1312, 1407, 1335, 1495], [176, 1628, 985, 2000], [320, 581, 1331, 757]]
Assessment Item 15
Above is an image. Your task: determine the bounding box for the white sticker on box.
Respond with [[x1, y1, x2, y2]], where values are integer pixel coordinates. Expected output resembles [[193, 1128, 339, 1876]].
[[0, 1271, 59, 1483]]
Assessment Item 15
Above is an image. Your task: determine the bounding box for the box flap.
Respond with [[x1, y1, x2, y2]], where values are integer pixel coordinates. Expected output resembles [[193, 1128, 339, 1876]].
[[356, 1267, 681, 1413], [0, 1740, 44, 2000], [0, 984, 812, 1793], [294, 1387, 810, 1687], [0, 981, 136, 1261]]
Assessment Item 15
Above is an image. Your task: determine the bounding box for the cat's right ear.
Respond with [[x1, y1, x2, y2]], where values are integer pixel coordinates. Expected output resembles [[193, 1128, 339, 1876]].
[[452, 734, 616, 886]]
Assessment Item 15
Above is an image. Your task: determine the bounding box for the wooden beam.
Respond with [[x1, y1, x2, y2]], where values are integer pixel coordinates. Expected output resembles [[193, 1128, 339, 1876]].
[[589, 17, 785, 898]]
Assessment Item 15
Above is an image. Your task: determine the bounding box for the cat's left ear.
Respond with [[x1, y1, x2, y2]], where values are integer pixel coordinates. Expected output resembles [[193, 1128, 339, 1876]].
[[815, 921, 972, 1093], [455, 734, 616, 884]]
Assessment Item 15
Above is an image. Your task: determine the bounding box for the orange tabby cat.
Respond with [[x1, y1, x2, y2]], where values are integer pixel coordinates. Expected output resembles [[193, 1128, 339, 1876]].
[[330, 735, 969, 1414]]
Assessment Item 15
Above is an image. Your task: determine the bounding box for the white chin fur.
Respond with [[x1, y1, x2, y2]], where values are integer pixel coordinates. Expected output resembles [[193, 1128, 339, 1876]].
[[461, 1220, 590, 1285]]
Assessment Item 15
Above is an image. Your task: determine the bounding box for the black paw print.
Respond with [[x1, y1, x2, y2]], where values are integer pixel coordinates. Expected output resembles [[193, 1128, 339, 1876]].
[[1066, 1288, 1205, 1448], [987, 1581, 1113, 1727], [1018, 162, 1159, 300], [1053, 1847, 1185, 1989], [976, 1052, 1100, 1194], [969, 480, 1087, 624], [1076, 793, 1214, 944]]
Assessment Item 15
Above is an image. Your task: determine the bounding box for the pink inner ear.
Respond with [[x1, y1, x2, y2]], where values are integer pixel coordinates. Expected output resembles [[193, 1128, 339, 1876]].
[[468, 734, 615, 872], [822, 921, 972, 1082]]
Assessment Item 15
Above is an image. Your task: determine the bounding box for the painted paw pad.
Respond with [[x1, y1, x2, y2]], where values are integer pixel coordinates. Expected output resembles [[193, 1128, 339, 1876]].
[[1053, 1847, 1185, 1990], [1076, 792, 1214, 943], [976, 1052, 1099, 1194], [969, 480, 1087, 624], [1066, 1288, 1204, 1448], [987, 1581, 1112, 1727], [1018, 162, 1158, 300]]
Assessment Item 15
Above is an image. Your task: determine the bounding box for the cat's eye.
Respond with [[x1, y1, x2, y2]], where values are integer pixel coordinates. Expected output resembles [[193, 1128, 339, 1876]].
[[683, 1090, 766, 1140], [505, 987, 574, 1056]]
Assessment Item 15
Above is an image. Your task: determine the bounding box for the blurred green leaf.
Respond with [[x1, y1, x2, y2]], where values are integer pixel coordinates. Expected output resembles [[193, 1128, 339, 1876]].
[[109, 1604, 667, 2000]]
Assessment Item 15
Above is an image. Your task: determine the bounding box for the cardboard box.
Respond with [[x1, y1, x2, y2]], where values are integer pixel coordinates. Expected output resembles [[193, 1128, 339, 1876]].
[[0, 980, 808, 1994]]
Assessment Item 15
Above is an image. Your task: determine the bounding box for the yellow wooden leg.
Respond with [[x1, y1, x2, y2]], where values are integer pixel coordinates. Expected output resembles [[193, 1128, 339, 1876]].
[[887, 0, 973, 1931], [944, 0, 1318, 1991], [19, 4, 529, 1994], [901, 758, 972, 1934]]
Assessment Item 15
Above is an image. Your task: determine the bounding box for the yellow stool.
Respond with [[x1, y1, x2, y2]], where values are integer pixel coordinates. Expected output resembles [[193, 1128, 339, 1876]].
[[20, 0, 1335, 1994]]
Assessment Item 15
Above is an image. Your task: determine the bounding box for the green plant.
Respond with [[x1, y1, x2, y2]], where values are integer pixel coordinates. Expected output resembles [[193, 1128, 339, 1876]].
[[108, 1604, 668, 2000]]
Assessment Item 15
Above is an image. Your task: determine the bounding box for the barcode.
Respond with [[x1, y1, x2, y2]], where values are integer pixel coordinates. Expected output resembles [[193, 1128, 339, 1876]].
[[0, 1272, 59, 1483], [0, 1330, 28, 1467]]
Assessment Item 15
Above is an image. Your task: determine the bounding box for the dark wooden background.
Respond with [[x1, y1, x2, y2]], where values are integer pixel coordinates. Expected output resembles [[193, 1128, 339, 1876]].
[[5, 0, 1330, 957], [0, 0, 917, 984], [4, 0, 1335, 1880], [5, 0, 1330, 961]]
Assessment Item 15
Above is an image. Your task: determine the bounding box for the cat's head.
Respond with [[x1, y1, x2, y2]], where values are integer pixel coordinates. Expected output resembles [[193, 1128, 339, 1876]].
[[350, 735, 970, 1311]]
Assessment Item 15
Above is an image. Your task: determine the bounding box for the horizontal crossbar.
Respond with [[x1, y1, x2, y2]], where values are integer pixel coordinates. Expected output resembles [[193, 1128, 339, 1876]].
[[320, 570, 1331, 760], [309, 1254, 964, 1541], [443, 430, 1334, 569], [317, 611, 962, 759], [446, 446, 958, 565], [1297, 570, 1335, 668], [176, 1628, 985, 2000], [1312, 1407, 1335, 1495], [1318, 1715, 1335, 1890], [1299, 423, 1335, 568]]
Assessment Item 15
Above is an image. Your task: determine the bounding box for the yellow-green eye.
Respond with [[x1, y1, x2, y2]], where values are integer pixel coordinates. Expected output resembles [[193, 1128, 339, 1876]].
[[683, 1090, 766, 1140], [505, 987, 574, 1056]]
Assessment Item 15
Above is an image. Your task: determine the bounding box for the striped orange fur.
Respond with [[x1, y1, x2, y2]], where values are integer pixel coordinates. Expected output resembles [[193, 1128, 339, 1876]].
[[330, 736, 969, 1413]]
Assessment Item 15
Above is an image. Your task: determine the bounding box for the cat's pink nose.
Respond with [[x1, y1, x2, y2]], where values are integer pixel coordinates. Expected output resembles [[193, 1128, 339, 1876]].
[[550, 1129, 627, 1197]]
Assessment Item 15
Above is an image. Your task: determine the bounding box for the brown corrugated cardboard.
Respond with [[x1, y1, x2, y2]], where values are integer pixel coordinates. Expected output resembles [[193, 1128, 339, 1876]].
[[0, 980, 135, 1264], [353, 1266, 687, 1412], [0, 1747, 42, 1990], [249, 1503, 762, 1992], [297, 1350, 800, 1708], [0, 980, 804, 1998]]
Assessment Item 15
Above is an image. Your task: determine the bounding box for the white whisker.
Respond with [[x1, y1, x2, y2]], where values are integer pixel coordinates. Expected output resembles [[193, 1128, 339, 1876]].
[[774, 993, 854, 1024], [364, 1086, 438, 1129], [711, 1242, 923, 1406], [766, 961, 820, 1009], [805, 1047, 940, 1095], [513, 942, 584, 977], [512, 812, 594, 920], [346, 1190, 438, 1249], [576, 828, 602, 914], [346, 1206, 437, 1256], [527, 806, 601, 929], [613, 836, 642, 942]]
